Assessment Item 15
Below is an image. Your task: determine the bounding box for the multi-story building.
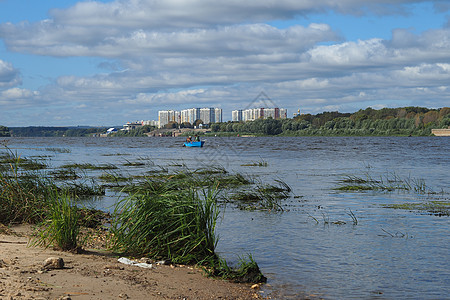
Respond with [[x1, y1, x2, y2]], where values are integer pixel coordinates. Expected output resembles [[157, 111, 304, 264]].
[[142, 120, 159, 127], [165, 107, 222, 126], [232, 110, 243, 122], [214, 108, 223, 123], [158, 110, 180, 128], [181, 108, 201, 124], [200, 108, 214, 124], [234, 107, 288, 122]]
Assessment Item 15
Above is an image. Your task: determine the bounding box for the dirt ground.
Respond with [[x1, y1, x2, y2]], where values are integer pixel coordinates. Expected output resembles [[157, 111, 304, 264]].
[[0, 225, 262, 300]]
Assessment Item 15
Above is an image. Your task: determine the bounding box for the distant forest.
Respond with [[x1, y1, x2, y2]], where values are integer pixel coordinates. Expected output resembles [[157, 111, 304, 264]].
[[6, 127, 108, 137], [1, 106, 449, 137], [210, 106, 450, 136]]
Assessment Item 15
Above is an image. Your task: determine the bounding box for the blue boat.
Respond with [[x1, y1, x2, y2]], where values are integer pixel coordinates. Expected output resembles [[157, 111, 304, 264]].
[[183, 141, 205, 147]]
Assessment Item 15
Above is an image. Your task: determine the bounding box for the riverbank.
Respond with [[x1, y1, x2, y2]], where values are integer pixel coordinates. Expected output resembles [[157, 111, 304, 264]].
[[0, 225, 261, 299]]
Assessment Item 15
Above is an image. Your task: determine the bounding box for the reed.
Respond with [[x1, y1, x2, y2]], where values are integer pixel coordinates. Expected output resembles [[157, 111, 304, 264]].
[[61, 163, 118, 170], [45, 147, 71, 153], [32, 192, 81, 251], [0, 158, 53, 224], [240, 159, 268, 167], [110, 181, 220, 264], [337, 172, 430, 193]]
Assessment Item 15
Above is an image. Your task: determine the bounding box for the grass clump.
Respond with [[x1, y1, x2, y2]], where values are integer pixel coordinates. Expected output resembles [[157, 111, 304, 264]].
[[111, 183, 220, 264], [0, 165, 53, 224], [231, 179, 291, 211], [241, 159, 268, 167], [32, 193, 81, 252], [383, 200, 450, 216], [206, 254, 267, 283], [61, 163, 118, 170], [50, 168, 79, 180], [336, 172, 431, 193], [45, 147, 71, 153]]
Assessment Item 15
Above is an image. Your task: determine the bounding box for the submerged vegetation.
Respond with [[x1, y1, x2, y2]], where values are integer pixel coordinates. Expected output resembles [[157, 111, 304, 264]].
[[336, 173, 431, 193], [383, 200, 450, 217]]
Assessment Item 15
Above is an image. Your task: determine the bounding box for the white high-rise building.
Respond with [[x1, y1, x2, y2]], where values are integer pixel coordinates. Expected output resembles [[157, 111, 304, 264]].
[[232, 110, 243, 122], [160, 107, 221, 127], [214, 108, 223, 123], [158, 110, 180, 128], [238, 108, 287, 121], [180, 108, 200, 124], [200, 108, 213, 124]]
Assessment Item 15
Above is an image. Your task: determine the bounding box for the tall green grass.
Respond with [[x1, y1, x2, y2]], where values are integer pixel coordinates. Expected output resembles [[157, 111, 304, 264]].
[[0, 153, 53, 224], [111, 182, 220, 264], [32, 192, 81, 251]]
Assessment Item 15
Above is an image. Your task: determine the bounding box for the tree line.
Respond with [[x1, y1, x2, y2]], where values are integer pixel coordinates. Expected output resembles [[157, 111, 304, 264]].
[[210, 107, 450, 136], [8, 127, 108, 137]]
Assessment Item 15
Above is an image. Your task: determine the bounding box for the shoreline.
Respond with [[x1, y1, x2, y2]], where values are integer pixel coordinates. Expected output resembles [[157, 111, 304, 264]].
[[0, 225, 261, 299]]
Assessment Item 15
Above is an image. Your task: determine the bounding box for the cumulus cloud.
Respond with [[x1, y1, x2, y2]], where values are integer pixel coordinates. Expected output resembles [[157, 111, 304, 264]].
[[1, 0, 449, 125], [0, 59, 21, 87], [47, 0, 439, 29]]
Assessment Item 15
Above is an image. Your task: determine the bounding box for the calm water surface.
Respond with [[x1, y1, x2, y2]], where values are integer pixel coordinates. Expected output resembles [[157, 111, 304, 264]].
[[2, 136, 449, 299]]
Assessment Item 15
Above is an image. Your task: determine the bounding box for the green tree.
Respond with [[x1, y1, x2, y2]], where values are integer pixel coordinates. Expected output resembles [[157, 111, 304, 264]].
[[0, 126, 11, 137]]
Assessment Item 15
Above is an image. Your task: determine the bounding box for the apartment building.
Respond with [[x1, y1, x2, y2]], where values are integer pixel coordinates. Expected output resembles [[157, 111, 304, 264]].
[[232, 108, 287, 122], [159, 108, 222, 128]]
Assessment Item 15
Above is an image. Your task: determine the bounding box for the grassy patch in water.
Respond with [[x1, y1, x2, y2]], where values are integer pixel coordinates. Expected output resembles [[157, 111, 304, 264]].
[[0, 152, 47, 171], [336, 173, 430, 193], [45, 147, 71, 153], [50, 168, 80, 180], [240, 159, 268, 167], [383, 201, 450, 216], [99, 172, 131, 183], [61, 163, 118, 170], [122, 160, 146, 167], [231, 180, 292, 211], [205, 254, 267, 284]]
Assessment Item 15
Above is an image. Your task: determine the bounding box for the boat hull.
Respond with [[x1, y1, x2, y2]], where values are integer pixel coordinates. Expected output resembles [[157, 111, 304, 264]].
[[184, 141, 204, 147]]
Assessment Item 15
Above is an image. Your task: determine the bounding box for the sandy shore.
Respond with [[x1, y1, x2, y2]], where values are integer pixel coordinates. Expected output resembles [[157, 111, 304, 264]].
[[0, 225, 261, 299]]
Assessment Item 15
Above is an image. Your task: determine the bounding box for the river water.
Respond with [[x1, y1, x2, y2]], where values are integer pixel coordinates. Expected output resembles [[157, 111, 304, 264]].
[[2, 136, 449, 299]]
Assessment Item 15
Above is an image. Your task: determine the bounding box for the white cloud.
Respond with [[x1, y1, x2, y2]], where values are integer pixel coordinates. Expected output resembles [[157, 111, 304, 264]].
[[0, 59, 21, 87], [1, 0, 449, 126]]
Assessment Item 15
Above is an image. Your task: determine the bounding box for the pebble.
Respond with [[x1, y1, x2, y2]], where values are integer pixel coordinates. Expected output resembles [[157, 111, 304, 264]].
[[43, 257, 64, 270]]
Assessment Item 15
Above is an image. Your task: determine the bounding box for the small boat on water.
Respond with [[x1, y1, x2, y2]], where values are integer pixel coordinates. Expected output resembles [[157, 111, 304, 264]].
[[183, 141, 205, 147]]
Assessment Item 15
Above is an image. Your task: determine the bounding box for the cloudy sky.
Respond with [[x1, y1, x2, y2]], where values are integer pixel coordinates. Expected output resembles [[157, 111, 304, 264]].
[[1, 0, 449, 126]]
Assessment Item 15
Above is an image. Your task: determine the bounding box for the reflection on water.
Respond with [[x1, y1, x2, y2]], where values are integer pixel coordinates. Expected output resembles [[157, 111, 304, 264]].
[[2, 136, 449, 299]]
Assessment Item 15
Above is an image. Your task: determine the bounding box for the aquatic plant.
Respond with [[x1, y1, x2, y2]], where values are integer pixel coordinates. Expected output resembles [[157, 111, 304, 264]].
[[205, 254, 267, 284], [0, 158, 53, 224], [60, 163, 118, 170], [336, 172, 431, 193], [0, 151, 47, 171], [122, 159, 146, 167], [383, 200, 450, 217], [240, 159, 268, 167], [50, 168, 79, 180], [98, 172, 131, 183], [232, 179, 291, 211], [44, 147, 71, 153]]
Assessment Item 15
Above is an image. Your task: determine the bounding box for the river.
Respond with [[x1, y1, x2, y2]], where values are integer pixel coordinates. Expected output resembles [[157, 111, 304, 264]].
[[2, 136, 449, 299]]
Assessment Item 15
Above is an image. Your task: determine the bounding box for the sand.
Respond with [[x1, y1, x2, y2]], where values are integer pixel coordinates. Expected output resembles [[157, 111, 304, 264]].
[[0, 225, 261, 299]]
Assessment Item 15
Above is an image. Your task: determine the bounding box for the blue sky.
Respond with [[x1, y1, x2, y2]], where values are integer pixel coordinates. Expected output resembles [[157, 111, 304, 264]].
[[1, 0, 449, 126]]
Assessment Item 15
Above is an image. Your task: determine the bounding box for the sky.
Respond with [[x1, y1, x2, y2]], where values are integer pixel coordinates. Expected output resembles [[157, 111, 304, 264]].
[[0, 0, 450, 126]]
